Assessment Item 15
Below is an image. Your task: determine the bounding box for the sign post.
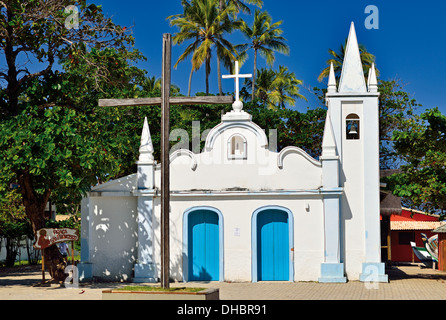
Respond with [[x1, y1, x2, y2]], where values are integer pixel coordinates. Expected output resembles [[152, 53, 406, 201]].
[[34, 228, 79, 285], [41, 248, 45, 285]]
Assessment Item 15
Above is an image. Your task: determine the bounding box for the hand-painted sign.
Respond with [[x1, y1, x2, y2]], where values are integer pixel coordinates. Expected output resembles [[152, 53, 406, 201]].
[[34, 228, 79, 249]]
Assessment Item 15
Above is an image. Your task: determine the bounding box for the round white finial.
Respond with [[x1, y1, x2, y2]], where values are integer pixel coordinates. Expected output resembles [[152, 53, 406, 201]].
[[232, 100, 243, 112]]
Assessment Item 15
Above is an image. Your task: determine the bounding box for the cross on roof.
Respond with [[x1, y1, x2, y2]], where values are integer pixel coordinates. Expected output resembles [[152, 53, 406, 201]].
[[222, 61, 252, 104]]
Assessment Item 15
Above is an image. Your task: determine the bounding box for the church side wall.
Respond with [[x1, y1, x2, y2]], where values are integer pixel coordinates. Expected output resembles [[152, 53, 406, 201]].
[[88, 196, 138, 282]]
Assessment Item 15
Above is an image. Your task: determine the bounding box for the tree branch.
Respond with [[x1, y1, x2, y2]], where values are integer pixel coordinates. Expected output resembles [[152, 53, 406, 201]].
[[16, 54, 54, 88]]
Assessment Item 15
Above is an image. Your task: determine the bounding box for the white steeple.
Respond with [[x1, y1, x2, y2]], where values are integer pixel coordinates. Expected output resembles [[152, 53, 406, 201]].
[[338, 22, 367, 93], [138, 117, 154, 163], [367, 63, 378, 93], [327, 62, 337, 93], [321, 112, 337, 158]]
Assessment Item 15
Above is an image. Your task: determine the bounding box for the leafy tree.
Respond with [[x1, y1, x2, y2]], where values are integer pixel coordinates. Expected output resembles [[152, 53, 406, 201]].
[[141, 76, 180, 96], [0, 1, 147, 281], [0, 1, 135, 117], [218, 0, 263, 15], [386, 108, 446, 217], [237, 10, 289, 102], [378, 79, 421, 169], [244, 101, 326, 157], [243, 66, 306, 109], [0, 188, 32, 267]]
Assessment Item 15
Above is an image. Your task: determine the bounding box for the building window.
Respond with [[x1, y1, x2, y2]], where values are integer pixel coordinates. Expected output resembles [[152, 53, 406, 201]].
[[398, 231, 415, 245], [346, 114, 360, 140], [228, 134, 247, 159]]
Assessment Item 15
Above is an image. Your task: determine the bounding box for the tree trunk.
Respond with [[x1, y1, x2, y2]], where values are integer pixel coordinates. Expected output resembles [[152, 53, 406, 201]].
[[188, 67, 193, 97], [252, 49, 257, 102], [205, 57, 210, 95], [5, 237, 19, 267], [217, 56, 223, 96], [18, 172, 67, 282]]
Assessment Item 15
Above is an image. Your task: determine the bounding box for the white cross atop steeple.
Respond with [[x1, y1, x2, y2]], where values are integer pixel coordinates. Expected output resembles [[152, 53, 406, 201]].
[[222, 61, 252, 112]]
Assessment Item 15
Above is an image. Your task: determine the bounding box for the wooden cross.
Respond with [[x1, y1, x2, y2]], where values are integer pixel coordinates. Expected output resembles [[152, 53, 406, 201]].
[[98, 34, 233, 288]]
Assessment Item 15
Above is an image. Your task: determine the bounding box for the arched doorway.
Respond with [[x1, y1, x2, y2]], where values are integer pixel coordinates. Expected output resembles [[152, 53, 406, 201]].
[[252, 206, 294, 282], [183, 207, 223, 282]]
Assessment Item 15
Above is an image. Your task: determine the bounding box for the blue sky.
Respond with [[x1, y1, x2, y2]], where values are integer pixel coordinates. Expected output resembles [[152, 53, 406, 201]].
[[95, 0, 446, 115]]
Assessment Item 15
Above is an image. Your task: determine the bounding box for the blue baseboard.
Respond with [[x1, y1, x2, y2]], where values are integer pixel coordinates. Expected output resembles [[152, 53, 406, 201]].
[[318, 263, 347, 283], [134, 263, 157, 283]]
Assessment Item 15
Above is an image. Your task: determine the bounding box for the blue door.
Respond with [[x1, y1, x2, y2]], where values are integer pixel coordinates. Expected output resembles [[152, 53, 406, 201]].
[[257, 209, 289, 281], [188, 210, 219, 281]]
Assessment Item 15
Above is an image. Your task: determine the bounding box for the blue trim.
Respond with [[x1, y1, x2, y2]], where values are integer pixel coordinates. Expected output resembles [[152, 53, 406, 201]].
[[318, 263, 347, 283], [251, 206, 294, 282], [182, 206, 224, 282]]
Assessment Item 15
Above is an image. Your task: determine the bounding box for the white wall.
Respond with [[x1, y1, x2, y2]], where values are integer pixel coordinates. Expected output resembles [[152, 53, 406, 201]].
[[152, 196, 325, 282], [341, 102, 365, 279], [88, 196, 138, 281], [169, 126, 322, 192]]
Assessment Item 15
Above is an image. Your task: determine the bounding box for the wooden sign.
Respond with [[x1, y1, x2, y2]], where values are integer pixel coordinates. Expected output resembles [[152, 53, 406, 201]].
[[34, 228, 79, 250]]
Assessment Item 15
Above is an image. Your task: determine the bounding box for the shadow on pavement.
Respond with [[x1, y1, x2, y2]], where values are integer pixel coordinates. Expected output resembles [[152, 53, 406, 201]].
[[387, 264, 446, 282]]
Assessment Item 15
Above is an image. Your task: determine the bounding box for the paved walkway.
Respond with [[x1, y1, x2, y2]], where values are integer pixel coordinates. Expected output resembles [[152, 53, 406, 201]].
[[1, 264, 446, 300]]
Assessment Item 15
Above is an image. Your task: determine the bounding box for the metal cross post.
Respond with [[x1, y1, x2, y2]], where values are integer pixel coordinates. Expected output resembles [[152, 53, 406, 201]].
[[98, 34, 233, 288]]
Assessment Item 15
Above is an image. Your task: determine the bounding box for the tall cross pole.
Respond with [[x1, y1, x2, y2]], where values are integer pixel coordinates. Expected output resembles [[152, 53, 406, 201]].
[[160, 33, 171, 289], [98, 34, 233, 289]]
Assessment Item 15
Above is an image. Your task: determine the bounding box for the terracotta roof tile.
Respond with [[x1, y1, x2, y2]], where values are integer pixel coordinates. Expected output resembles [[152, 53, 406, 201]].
[[391, 220, 446, 231]]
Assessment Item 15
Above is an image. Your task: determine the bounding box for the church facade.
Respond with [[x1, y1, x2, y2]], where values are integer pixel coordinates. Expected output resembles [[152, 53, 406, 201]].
[[78, 23, 388, 283]]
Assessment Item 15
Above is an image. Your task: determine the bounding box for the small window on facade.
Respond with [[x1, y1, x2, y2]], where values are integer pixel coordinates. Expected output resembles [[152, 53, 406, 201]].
[[346, 114, 360, 140], [228, 134, 247, 159]]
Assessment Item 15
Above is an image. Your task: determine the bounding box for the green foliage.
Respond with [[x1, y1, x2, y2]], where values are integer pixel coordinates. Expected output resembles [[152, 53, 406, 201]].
[[0, 189, 30, 239], [386, 108, 446, 217], [245, 102, 326, 157], [0, 0, 138, 117], [242, 66, 306, 110], [378, 79, 421, 169], [0, 189, 32, 267], [0, 104, 122, 207]]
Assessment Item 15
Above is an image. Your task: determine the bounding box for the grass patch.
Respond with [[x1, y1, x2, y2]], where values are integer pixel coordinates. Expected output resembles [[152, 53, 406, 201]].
[[116, 286, 205, 293]]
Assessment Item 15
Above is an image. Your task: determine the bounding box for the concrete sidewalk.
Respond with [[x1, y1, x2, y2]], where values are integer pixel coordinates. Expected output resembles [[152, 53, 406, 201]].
[[1, 264, 446, 300]]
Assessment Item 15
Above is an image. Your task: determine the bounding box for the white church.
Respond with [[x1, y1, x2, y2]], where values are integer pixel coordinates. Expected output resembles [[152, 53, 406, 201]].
[[78, 22, 388, 283]]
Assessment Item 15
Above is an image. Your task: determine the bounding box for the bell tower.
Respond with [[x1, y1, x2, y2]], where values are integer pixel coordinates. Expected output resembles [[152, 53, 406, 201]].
[[325, 22, 387, 282]]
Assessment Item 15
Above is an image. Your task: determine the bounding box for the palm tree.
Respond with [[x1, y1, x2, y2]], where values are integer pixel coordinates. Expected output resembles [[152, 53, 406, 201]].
[[168, 0, 241, 95], [270, 66, 307, 108], [215, 0, 263, 95], [219, 0, 263, 15], [244, 66, 306, 110], [237, 10, 289, 102], [318, 39, 378, 82], [142, 76, 180, 95]]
